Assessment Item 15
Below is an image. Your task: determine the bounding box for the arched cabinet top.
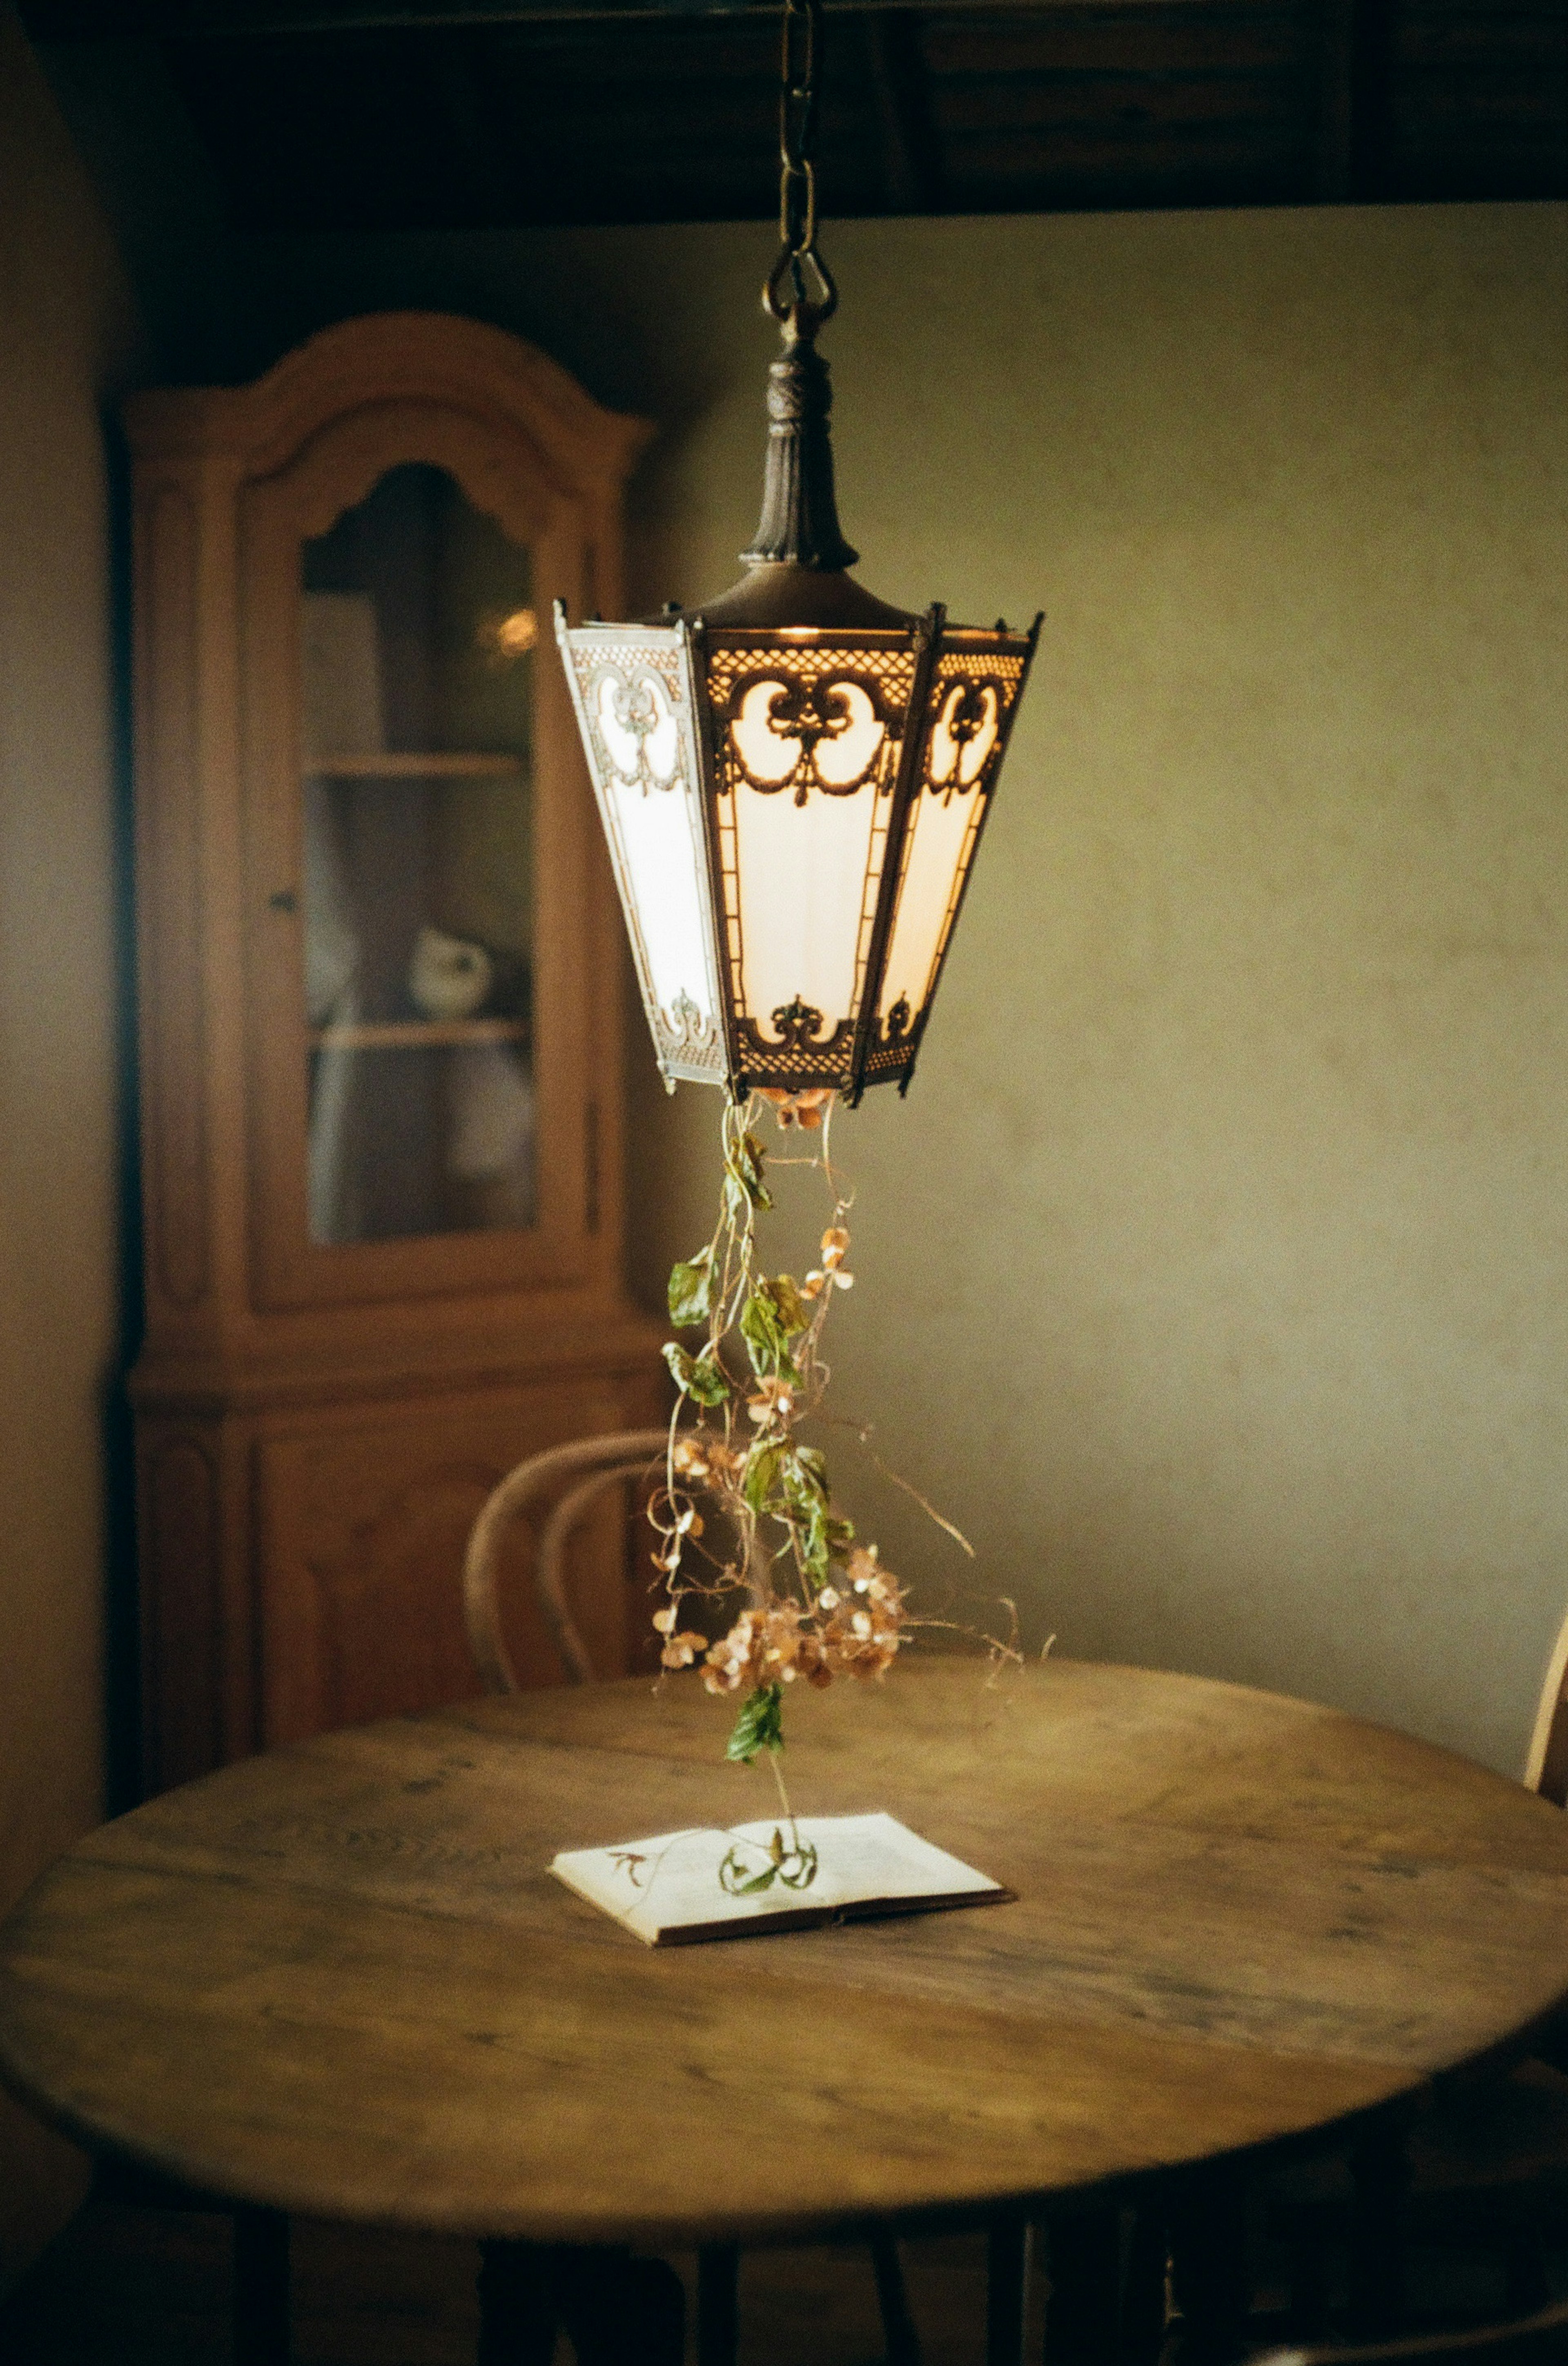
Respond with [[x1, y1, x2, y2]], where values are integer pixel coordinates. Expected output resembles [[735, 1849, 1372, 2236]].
[[260, 398, 566, 553], [125, 312, 654, 502]]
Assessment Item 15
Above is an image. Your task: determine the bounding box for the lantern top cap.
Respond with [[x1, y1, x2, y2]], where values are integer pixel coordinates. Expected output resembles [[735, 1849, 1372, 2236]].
[[663, 562, 919, 633], [650, 320, 918, 633]]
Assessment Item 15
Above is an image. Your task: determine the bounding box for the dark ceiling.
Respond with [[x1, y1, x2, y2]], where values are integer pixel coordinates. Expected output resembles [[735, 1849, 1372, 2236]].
[[21, 0, 1568, 233]]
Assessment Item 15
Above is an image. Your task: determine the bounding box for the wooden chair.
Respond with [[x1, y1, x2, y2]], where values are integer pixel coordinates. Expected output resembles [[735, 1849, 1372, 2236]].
[[462, 1427, 924, 2366], [1256, 2294, 1568, 2364], [463, 1427, 673, 1692], [1263, 1603, 1568, 2349], [1524, 1606, 1568, 1809]]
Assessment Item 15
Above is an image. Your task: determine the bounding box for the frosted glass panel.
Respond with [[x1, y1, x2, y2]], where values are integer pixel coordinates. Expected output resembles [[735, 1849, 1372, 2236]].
[[879, 780, 984, 1025], [732, 774, 880, 1035], [300, 463, 537, 1245]]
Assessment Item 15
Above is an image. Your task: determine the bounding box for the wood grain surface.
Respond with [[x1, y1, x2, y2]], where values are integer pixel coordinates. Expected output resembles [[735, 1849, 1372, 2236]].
[[2, 1660, 1566, 2247]]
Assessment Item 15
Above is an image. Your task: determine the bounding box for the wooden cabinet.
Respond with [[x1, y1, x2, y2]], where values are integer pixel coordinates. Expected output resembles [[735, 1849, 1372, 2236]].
[[127, 313, 664, 1795]]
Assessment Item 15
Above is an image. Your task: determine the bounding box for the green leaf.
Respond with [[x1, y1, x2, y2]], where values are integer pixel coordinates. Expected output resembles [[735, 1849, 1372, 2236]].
[[726, 1131, 773, 1212], [777, 1843, 818, 1891], [780, 1452, 831, 1570], [739, 1292, 807, 1386], [725, 1681, 785, 1763], [667, 1340, 728, 1404], [719, 1845, 777, 1896], [792, 1487, 831, 1580], [781, 1449, 827, 1511], [667, 1249, 715, 1328], [765, 1275, 812, 1337], [686, 1352, 730, 1407], [740, 1291, 785, 1376], [744, 1444, 782, 1514]]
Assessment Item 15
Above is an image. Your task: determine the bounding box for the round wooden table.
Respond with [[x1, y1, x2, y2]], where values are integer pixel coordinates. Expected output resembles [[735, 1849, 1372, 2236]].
[[2, 1659, 1566, 2351]]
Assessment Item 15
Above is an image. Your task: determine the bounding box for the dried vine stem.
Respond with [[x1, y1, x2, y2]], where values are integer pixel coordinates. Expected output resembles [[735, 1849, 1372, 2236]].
[[649, 1091, 912, 1797]]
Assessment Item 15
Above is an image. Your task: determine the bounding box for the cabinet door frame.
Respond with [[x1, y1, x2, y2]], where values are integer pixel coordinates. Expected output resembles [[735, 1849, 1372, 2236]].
[[240, 396, 599, 1311]]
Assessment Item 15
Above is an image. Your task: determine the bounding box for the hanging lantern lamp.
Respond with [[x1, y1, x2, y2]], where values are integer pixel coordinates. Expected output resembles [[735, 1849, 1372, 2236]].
[[555, 0, 1040, 1107]]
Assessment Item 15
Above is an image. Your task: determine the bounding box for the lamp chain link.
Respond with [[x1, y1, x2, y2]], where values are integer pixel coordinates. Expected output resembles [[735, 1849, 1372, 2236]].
[[766, 0, 838, 329]]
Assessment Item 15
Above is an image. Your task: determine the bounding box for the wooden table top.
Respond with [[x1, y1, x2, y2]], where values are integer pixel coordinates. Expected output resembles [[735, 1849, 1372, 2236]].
[[2, 1659, 1566, 2247]]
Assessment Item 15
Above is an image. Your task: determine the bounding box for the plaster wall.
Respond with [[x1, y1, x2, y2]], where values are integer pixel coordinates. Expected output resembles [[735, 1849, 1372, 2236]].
[[221, 201, 1568, 1779], [0, 5, 142, 2281]]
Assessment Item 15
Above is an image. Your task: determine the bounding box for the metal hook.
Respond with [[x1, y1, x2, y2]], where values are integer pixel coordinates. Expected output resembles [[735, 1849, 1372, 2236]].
[[763, 241, 838, 334]]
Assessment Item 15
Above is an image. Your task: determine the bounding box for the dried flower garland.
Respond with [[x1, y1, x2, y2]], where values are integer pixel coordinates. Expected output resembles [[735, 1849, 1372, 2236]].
[[650, 1092, 913, 1858]]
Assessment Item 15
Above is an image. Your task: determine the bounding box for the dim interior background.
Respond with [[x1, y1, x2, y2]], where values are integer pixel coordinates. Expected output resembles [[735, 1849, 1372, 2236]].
[[0, 0, 1566, 2286]]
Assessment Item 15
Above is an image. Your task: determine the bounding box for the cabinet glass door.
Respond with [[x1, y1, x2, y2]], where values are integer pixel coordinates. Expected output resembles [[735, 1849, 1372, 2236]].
[[299, 463, 537, 1245]]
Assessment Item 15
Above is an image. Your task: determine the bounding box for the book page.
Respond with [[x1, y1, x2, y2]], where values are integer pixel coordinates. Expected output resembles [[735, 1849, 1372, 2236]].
[[550, 1812, 1009, 1946]]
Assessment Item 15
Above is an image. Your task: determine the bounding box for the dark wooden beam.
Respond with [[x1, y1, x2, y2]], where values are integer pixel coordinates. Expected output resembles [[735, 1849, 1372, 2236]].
[[25, 0, 1565, 231], [1346, 0, 1396, 198], [1313, 0, 1356, 198], [864, 9, 947, 208], [21, 0, 1203, 33]]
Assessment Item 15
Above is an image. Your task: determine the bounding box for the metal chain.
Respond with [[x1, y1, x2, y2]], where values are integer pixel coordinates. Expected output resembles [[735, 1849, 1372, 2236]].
[[765, 0, 837, 328], [778, 0, 818, 258]]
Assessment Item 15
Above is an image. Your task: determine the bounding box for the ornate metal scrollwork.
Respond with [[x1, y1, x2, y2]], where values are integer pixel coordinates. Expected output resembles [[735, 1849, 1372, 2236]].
[[593, 664, 684, 796], [927, 678, 1002, 804], [769, 994, 829, 1049], [725, 668, 898, 805], [882, 995, 912, 1045], [651, 986, 726, 1083], [667, 989, 712, 1053]]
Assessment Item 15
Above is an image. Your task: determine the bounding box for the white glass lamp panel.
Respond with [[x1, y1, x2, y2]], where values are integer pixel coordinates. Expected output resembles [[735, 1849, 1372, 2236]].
[[879, 785, 988, 1023], [608, 769, 719, 1035], [732, 778, 881, 1037]]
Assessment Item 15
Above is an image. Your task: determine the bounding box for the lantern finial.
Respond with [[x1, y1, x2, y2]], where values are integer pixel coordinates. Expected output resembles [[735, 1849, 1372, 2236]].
[[740, 322, 858, 574]]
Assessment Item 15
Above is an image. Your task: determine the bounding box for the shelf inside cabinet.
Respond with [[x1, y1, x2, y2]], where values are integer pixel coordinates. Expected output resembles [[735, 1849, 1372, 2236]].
[[307, 753, 524, 779], [309, 1017, 530, 1052]]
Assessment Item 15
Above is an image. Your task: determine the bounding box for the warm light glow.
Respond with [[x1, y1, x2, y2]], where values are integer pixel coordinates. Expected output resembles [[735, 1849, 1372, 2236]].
[[478, 605, 539, 664], [878, 775, 979, 1025], [731, 767, 881, 1034], [556, 607, 1036, 1101]]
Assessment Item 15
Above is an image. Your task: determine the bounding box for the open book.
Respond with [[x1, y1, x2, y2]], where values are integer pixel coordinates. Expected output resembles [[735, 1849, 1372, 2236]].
[[550, 1811, 1011, 1947]]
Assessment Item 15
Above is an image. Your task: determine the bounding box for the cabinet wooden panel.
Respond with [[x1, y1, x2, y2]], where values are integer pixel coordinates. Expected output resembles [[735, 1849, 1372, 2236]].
[[256, 1384, 627, 1746], [127, 314, 664, 1792]]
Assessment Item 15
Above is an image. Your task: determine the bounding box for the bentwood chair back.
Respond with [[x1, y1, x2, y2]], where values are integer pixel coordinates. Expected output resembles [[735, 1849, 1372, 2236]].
[[1524, 1603, 1568, 1808], [460, 1430, 925, 2366], [1258, 2295, 1568, 2364], [462, 1428, 670, 1690]]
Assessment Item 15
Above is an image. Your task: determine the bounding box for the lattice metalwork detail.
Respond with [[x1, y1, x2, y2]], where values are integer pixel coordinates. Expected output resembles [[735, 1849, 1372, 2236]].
[[735, 1015, 858, 1091], [703, 638, 918, 722]]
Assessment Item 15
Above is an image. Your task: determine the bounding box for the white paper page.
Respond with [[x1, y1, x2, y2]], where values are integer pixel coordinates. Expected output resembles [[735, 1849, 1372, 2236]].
[[551, 1812, 1005, 1946]]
